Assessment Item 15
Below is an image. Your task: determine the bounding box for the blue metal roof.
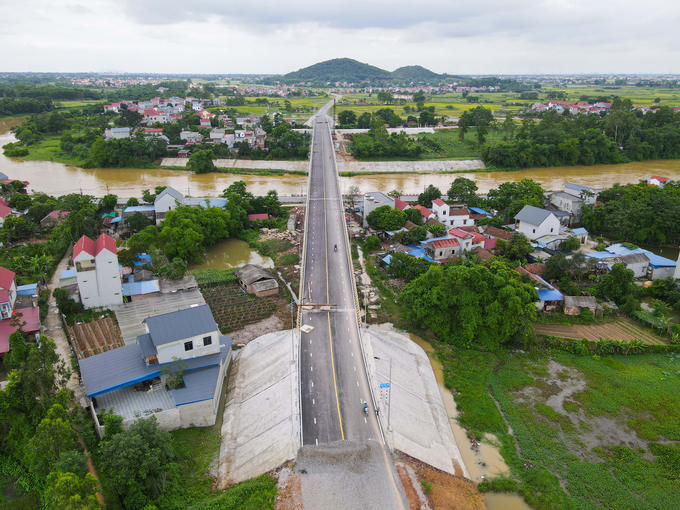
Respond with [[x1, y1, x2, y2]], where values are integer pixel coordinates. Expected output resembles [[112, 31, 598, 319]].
[[171, 366, 220, 405], [182, 198, 228, 208], [137, 333, 157, 358], [110, 217, 122, 224], [469, 207, 491, 216], [571, 227, 588, 236], [145, 304, 219, 347], [122, 280, 160, 296], [538, 289, 564, 301], [134, 254, 152, 266], [61, 269, 76, 279], [16, 283, 37, 296], [123, 205, 155, 212], [382, 254, 393, 265], [586, 244, 675, 268]]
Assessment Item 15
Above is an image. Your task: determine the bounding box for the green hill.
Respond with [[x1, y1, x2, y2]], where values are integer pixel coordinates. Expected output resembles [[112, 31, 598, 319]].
[[391, 65, 441, 81], [282, 58, 392, 83]]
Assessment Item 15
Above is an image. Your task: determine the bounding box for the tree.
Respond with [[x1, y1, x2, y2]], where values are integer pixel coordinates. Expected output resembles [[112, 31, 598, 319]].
[[419, 110, 436, 127], [561, 236, 581, 252], [337, 110, 357, 126], [503, 233, 533, 261], [188, 149, 215, 174], [9, 193, 31, 211], [404, 208, 422, 225], [398, 262, 537, 349], [597, 262, 634, 304], [365, 205, 407, 231], [363, 236, 381, 252], [100, 417, 173, 510], [346, 185, 361, 211], [457, 112, 470, 141], [387, 190, 402, 199], [427, 223, 447, 238], [447, 177, 478, 205], [125, 212, 153, 233], [126, 197, 139, 207], [407, 225, 428, 243], [46, 471, 101, 510], [476, 119, 489, 144], [502, 113, 515, 139], [357, 112, 372, 129], [25, 403, 79, 477], [377, 91, 394, 103], [99, 194, 117, 210], [418, 184, 441, 209]]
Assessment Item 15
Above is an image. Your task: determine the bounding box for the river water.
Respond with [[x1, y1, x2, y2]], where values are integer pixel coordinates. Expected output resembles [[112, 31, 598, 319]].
[[2, 117, 680, 197]]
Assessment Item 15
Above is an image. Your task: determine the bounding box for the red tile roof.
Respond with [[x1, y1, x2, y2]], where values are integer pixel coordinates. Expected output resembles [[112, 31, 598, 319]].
[[48, 210, 69, 219], [472, 246, 493, 260], [394, 198, 409, 211], [403, 220, 418, 230], [0, 266, 15, 291], [430, 238, 460, 249], [414, 205, 433, 218], [524, 263, 545, 275], [95, 233, 117, 256], [0, 204, 12, 218], [144, 128, 164, 133], [432, 198, 445, 207], [651, 175, 670, 183], [484, 226, 515, 240], [0, 307, 40, 355], [448, 228, 473, 239], [449, 208, 470, 216], [248, 213, 270, 221], [73, 235, 95, 259]]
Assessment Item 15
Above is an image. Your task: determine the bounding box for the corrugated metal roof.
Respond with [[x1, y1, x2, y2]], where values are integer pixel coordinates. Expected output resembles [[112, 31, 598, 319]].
[[145, 304, 219, 347], [61, 269, 76, 279], [234, 264, 276, 285], [171, 366, 220, 405], [137, 333, 157, 358], [123, 205, 155, 212], [565, 183, 594, 193], [79, 344, 157, 397], [16, 283, 37, 296], [515, 205, 555, 226], [571, 227, 588, 235], [122, 279, 160, 296], [155, 186, 183, 203], [538, 289, 564, 301]]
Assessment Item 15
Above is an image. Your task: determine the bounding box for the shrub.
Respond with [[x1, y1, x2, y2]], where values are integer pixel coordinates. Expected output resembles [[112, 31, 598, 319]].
[[363, 235, 381, 252], [421, 480, 432, 494], [277, 253, 299, 266]]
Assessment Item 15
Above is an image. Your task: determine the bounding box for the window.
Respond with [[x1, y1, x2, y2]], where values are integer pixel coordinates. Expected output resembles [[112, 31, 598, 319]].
[[184, 341, 193, 351], [551, 228, 554, 233], [203, 336, 212, 346], [532, 229, 536, 233], [463, 220, 467, 225]]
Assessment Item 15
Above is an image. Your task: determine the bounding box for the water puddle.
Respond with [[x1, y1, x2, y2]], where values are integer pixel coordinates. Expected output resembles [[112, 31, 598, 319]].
[[187, 238, 273, 271], [374, 323, 532, 510]]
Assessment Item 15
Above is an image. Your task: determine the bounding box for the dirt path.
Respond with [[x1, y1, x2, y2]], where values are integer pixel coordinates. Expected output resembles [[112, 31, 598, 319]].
[[534, 318, 666, 344], [44, 250, 86, 402]]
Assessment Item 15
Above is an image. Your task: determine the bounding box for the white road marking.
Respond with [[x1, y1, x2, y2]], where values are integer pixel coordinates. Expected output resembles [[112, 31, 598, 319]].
[[311, 367, 313, 371], [357, 381, 359, 387], [354, 366, 356, 371], [314, 418, 317, 424], [364, 417, 367, 423], [316, 439, 318, 445], [351, 352, 353, 357], [311, 381, 314, 387], [313, 399, 315, 404], [310, 353, 312, 357]]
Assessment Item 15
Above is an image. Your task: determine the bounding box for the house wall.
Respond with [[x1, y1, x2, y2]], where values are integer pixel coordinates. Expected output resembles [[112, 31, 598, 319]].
[[450, 215, 471, 228], [179, 400, 216, 428], [8, 280, 16, 311], [550, 194, 582, 220], [518, 215, 560, 240], [94, 249, 123, 308], [650, 266, 675, 280], [249, 285, 278, 298], [432, 203, 449, 224], [605, 258, 647, 278], [427, 244, 459, 261], [156, 329, 221, 364], [154, 193, 182, 216]]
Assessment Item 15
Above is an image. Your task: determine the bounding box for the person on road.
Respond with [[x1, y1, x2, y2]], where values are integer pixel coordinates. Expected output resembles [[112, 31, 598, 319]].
[[334, 244, 337, 252]]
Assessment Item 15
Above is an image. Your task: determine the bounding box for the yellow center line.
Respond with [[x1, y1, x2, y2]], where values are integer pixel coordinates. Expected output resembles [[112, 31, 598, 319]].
[[322, 127, 344, 440]]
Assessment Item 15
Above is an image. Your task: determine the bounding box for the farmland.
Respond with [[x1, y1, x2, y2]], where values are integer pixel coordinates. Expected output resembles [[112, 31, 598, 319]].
[[437, 345, 680, 510], [533, 318, 668, 345]]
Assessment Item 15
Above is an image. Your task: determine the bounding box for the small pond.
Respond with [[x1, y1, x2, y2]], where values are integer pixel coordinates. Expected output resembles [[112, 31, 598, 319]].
[[187, 239, 274, 271]]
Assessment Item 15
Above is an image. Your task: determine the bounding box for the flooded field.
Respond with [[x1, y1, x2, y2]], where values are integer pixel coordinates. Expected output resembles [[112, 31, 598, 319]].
[[186, 239, 273, 271]]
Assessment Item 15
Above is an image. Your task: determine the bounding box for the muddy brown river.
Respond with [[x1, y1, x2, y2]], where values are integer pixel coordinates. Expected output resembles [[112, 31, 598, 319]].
[[2, 117, 680, 197]]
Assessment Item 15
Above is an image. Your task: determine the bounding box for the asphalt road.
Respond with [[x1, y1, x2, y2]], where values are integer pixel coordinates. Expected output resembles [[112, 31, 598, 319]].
[[299, 103, 383, 446]]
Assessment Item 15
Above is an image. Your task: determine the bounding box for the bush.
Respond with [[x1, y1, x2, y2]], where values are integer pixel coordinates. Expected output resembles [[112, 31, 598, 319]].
[[277, 253, 299, 266], [363, 235, 381, 252], [52, 288, 84, 315], [596, 242, 606, 251], [421, 480, 432, 495], [580, 308, 595, 323]]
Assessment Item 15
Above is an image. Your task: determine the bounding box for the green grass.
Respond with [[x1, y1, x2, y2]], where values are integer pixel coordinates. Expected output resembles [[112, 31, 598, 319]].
[[19, 136, 84, 165], [436, 346, 680, 510]]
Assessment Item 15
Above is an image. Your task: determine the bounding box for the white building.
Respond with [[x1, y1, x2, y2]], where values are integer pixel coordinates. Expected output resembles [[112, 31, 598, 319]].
[[73, 234, 123, 309], [514, 205, 560, 240], [431, 199, 450, 224], [362, 192, 395, 228], [549, 192, 583, 222], [180, 131, 203, 143], [564, 183, 597, 206], [103, 127, 130, 140], [154, 186, 184, 222]]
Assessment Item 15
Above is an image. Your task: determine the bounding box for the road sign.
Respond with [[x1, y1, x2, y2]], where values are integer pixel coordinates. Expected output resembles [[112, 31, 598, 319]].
[[380, 383, 390, 389]]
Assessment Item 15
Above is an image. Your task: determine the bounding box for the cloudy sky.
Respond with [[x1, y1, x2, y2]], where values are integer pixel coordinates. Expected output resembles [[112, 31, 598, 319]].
[[1, 0, 679, 75]]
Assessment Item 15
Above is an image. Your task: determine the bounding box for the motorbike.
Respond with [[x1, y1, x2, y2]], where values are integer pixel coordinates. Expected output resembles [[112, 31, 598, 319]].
[[363, 401, 369, 415], [334, 244, 337, 252]]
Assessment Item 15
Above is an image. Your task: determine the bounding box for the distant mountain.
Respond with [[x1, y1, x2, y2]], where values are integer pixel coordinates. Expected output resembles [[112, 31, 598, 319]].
[[282, 58, 392, 83], [391, 65, 441, 81]]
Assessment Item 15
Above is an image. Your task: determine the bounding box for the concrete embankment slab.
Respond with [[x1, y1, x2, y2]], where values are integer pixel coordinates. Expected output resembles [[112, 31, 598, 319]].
[[218, 330, 300, 486], [161, 157, 485, 174], [365, 327, 469, 478]]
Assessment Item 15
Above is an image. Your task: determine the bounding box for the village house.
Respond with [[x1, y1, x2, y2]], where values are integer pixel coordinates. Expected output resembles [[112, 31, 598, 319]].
[[103, 127, 131, 140], [154, 186, 184, 222], [73, 234, 123, 309], [564, 183, 597, 205], [424, 238, 460, 262], [413, 205, 435, 221], [362, 192, 394, 227], [79, 304, 232, 436], [448, 227, 485, 252], [563, 296, 599, 316], [40, 210, 69, 228], [587, 243, 676, 280], [0, 266, 41, 357], [180, 131, 203, 143], [514, 205, 560, 240], [549, 192, 583, 223], [234, 264, 279, 297]]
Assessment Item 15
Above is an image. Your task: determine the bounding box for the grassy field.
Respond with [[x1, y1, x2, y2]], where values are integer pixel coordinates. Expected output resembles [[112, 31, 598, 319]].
[[18, 136, 84, 165], [437, 345, 680, 510]]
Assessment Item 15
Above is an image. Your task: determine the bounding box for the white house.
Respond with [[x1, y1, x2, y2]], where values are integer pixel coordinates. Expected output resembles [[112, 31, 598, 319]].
[[549, 192, 583, 222], [514, 205, 560, 240], [448, 228, 485, 252], [431, 199, 450, 224], [649, 175, 671, 187], [180, 131, 203, 143], [79, 304, 232, 435], [424, 238, 460, 261], [448, 207, 472, 228], [73, 234, 123, 309], [564, 183, 597, 205], [104, 127, 130, 140], [362, 192, 395, 228], [154, 186, 184, 222]]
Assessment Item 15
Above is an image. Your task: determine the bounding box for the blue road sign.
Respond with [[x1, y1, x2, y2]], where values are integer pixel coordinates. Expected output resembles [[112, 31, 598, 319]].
[[380, 383, 390, 389]]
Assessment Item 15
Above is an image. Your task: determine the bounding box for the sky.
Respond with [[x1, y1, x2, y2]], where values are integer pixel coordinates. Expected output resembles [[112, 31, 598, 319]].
[[1, 0, 680, 75]]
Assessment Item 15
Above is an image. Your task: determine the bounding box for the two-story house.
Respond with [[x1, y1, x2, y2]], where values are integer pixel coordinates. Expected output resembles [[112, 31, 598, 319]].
[[0, 266, 41, 357], [564, 183, 597, 205], [549, 192, 583, 223], [73, 234, 123, 309], [424, 238, 460, 262], [514, 205, 560, 240], [79, 304, 232, 435], [154, 186, 184, 223]]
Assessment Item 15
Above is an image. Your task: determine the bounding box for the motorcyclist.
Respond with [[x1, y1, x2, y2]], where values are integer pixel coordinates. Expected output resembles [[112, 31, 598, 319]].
[[334, 244, 337, 251]]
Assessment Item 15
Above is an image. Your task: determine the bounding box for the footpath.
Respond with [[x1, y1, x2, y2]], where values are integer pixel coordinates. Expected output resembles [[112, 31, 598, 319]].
[[44, 251, 85, 403]]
